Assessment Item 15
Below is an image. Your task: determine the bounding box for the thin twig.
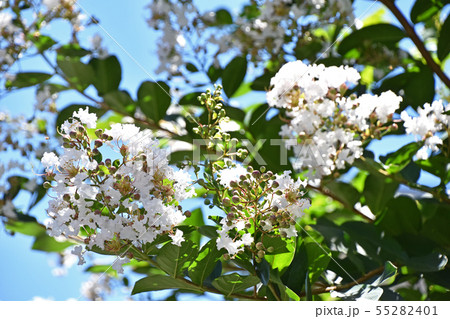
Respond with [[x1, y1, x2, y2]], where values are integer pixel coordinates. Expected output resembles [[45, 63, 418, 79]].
[[379, 0, 450, 88]]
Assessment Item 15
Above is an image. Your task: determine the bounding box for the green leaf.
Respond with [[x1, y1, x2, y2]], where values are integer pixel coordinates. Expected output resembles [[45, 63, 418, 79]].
[[185, 63, 199, 72], [32, 234, 74, 252], [212, 273, 260, 296], [323, 181, 361, 208], [416, 155, 450, 184], [178, 91, 203, 106], [215, 9, 233, 25], [85, 265, 117, 276], [56, 43, 90, 58], [374, 66, 435, 110], [305, 270, 312, 301], [338, 24, 405, 55], [89, 55, 122, 95], [363, 174, 398, 215], [56, 105, 106, 129], [188, 240, 222, 285], [5, 72, 53, 89], [102, 90, 136, 115], [411, 0, 443, 24], [384, 142, 422, 173], [221, 57, 247, 98], [5, 220, 45, 237], [181, 208, 204, 245], [377, 196, 421, 236], [262, 235, 290, 254], [341, 221, 408, 263], [5, 176, 29, 200], [156, 240, 198, 277], [131, 274, 202, 295], [57, 58, 94, 91], [28, 34, 57, 52], [372, 261, 397, 286], [406, 252, 448, 272], [232, 82, 252, 98], [207, 64, 222, 83], [250, 71, 274, 91], [198, 225, 219, 238], [438, 14, 450, 60], [137, 81, 171, 122], [264, 240, 295, 271]]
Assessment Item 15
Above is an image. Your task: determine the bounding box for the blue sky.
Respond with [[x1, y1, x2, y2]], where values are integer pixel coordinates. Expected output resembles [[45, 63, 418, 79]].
[[0, 0, 441, 301]]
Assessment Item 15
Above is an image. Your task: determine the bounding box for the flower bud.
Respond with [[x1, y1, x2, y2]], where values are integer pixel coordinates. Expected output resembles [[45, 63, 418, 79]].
[[227, 213, 234, 220], [95, 129, 103, 138], [204, 198, 211, 205], [232, 195, 240, 203], [133, 193, 141, 200], [230, 180, 238, 188], [184, 210, 191, 218], [256, 242, 264, 250], [252, 170, 261, 179], [62, 193, 71, 201], [267, 246, 274, 253], [260, 166, 266, 173], [272, 181, 279, 188], [222, 198, 231, 207], [43, 181, 52, 189], [94, 139, 103, 148], [120, 145, 128, 157], [223, 253, 230, 261], [257, 250, 265, 259]]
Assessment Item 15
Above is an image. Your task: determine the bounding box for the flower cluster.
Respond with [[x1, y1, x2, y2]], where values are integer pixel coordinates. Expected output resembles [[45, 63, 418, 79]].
[[42, 107, 195, 266], [401, 100, 449, 160], [215, 164, 310, 261], [267, 60, 402, 183]]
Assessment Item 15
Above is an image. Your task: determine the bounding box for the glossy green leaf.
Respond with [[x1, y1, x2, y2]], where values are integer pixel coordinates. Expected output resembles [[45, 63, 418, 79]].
[[5, 220, 45, 237], [156, 240, 198, 276], [5, 72, 53, 89], [56, 43, 90, 58], [132, 274, 202, 294], [188, 239, 222, 285], [323, 181, 361, 208], [215, 9, 233, 25], [28, 34, 57, 52], [411, 0, 443, 24], [89, 55, 122, 95], [221, 56, 247, 98], [212, 273, 260, 295], [384, 142, 422, 173], [137, 81, 171, 122], [406, 252, 448, 272]]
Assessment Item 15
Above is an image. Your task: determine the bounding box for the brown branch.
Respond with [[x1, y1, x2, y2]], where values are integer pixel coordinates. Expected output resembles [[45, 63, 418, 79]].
[[379, 0, 450, 88], [299, 264, 385, 297]]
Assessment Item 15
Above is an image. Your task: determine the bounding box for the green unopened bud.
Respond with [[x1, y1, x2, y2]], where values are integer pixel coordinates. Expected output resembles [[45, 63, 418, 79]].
[[232, 195, 240, 203], [95, 129, 103, 138], [120, 145, 128, 157], [43, 181, 52, 189], [272, 206, 279, 212], [245, 223, 251, 229], [222, 198, 231, 206], [272, 181, 279, 188], [257, 250, 265, 259], [184, 210, 191, 218], [260, 166, 266, 173], [94, 139, 103, 148], [256, 242, 264, 250], [267, 246, 275, 253], [252, 170, 261, 179], [204, 198, 211, 205], [62, 193, 71, 201], [223, 253, 230, 261], [230, 180, 238, 188], [227, 213, 235, 220]]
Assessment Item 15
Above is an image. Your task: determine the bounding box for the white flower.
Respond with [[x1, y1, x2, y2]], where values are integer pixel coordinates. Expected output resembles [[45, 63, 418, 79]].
[[218, 165, 248, 188], [41, 152, 60, 168], [71, 245, 86, 265], [0, 12, 13, 30], [73, 107, 98, 128], [112, 257, 130, 274], [169, 229, 185, 247]]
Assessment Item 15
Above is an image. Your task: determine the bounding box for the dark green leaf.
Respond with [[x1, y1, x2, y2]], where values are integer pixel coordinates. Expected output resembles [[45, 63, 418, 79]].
[[186, 63, 199, 72], [363, 174, 398, 215], [188, 240, 222, 285], [255, 258, 271, 285], [137, 81, 171, 122], [5, 176, 29, 200], [5, 72, 53, 89], [372, 261, 397, 286], [215, 9, 233, 25], [57, 58, 94, 91], [181, 208, 204, 245], [406, 252, 448, 272], [207, 64, 222, 83], [156, 240, 198, 276], [178, 91, 203, 106], [221, 57, 247, 98], [323, 181, 361, 207], [411, 0, 443, 24], [377, 196, 422, 236], [338, 24, 405, 55], [5, 220, 45, 237], [250, 71, 274, 91], [384, 142, 422, 173], [56, 43, 90, 58], [212, 273, 260, 295], [416, 155, 450, 184], [89, 55, 122, 95], [131, 274, 202, 294], [103, 90, 136, 114]]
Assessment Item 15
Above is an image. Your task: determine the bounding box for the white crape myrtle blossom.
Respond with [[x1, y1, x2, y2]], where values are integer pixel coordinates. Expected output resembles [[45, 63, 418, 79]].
[[400, 100, 450, 160], [43, 108, 196, 267], [215, 164, 310, 258], [268, 60, 402, 183]]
